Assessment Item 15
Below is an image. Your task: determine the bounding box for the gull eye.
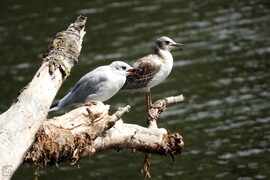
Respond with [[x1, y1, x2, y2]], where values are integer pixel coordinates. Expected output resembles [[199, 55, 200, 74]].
[[121, 66, 127, 70], [165, 40, 170, 45]]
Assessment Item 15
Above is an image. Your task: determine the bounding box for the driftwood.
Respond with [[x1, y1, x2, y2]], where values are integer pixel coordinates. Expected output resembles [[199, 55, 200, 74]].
[[0, 15, 184, 179], [0, 16, 86, 179], [25, 95, 184, 179], [24, 96, 184, 165]]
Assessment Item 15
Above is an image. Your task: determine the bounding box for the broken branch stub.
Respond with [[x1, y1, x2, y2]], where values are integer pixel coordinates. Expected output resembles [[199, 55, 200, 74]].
[[43, 15, 87, 77]]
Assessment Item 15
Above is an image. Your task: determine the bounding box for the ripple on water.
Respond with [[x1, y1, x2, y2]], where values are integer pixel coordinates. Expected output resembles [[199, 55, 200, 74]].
[[132, 5, 160, 12], [77, 8, 104, 15], [106, 2, 131, 8], [218, 148, 265, 161]]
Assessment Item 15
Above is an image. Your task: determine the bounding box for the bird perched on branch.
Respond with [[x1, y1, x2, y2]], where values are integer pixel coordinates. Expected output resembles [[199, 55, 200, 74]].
[[50, 61, 139, 112], [121, 36, 184, 112]]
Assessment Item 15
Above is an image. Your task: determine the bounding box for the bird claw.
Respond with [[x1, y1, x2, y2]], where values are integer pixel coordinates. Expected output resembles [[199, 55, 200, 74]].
[[151, 102, 162, 109], [148, 109, 158, 119], [148, 100, 167, 119]]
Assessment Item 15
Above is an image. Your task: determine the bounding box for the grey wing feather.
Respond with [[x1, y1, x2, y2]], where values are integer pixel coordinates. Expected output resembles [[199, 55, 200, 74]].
[[58, 73, 105, 108]]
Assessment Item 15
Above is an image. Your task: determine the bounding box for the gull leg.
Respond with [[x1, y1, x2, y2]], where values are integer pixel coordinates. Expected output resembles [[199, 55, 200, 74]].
[[146, 90, 152, 113]]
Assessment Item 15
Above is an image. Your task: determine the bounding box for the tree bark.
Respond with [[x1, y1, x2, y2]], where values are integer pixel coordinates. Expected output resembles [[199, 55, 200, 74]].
[[24, 98, 184, 168], [0, 16, 87, 179]]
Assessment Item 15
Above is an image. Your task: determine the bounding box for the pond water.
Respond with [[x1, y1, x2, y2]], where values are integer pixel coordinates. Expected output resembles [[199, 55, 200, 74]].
[[0, 0, 269, 179]]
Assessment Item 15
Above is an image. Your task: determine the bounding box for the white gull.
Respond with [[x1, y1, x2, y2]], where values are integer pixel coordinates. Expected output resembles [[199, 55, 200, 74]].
[[50, 61, 138, 112], [121, 36, 184, 111]]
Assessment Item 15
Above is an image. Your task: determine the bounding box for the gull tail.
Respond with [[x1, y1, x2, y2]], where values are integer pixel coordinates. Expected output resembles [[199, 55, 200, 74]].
[[49, 100, 61, 112]]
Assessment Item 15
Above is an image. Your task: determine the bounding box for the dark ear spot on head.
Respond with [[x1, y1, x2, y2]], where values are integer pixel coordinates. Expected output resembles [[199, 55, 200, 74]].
[[157, 40, 163, 48]]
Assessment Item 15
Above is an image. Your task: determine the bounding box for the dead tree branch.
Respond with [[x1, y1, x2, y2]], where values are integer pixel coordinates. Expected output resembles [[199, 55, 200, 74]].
[[24, 99, 184, 167], [0, 16, 87, 179], [142, 94, 184, 179]]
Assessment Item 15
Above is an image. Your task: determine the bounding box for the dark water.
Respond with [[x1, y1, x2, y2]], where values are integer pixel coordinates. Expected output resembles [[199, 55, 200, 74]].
[[1, 0, 270, 179]]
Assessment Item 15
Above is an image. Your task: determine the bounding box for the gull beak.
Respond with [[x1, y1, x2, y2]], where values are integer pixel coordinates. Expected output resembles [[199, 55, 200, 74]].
[[170, 43, 185, 51], [127, 68, 141, 77]]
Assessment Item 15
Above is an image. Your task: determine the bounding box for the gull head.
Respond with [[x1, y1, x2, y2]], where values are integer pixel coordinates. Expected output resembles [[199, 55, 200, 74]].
[[155, 36, 184, 52], [110, 61, 138, 76]]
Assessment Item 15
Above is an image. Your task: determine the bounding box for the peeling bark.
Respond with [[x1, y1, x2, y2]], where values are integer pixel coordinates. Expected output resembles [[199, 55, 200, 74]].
[[24, 98, 184, 167], [0, 16, 87, 179], [24, 96, 184, 180]]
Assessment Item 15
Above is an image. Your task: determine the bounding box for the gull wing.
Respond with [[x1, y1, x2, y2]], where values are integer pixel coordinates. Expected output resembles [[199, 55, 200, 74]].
[[122, 55, 161, 90], [58, 68, 107, 108]]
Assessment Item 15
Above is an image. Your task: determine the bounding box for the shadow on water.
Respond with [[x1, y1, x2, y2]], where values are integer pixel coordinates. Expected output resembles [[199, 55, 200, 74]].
[[0, 0, 269, 179]]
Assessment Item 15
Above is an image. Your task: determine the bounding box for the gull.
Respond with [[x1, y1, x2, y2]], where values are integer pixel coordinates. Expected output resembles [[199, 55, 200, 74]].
[[50, 61, 138, 112], [121, 36, 184, 112]]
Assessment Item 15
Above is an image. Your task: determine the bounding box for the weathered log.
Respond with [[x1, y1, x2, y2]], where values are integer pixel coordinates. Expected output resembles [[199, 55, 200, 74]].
[[0, 16, 87, 179], [24, 97, 184, 167]]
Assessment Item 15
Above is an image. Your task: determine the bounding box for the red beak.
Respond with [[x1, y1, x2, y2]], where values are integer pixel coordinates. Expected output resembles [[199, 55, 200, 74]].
[[127, 68, 142, 77]]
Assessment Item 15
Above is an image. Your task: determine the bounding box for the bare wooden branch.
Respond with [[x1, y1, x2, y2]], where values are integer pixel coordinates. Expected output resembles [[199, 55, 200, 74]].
[[0, 16, 87, 179], [24, 99, 184, 167], [111, 105, 131, 121], [142, 94, 185, 179], [148, 94, 185, 128], [24, 102, 114, 166]]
